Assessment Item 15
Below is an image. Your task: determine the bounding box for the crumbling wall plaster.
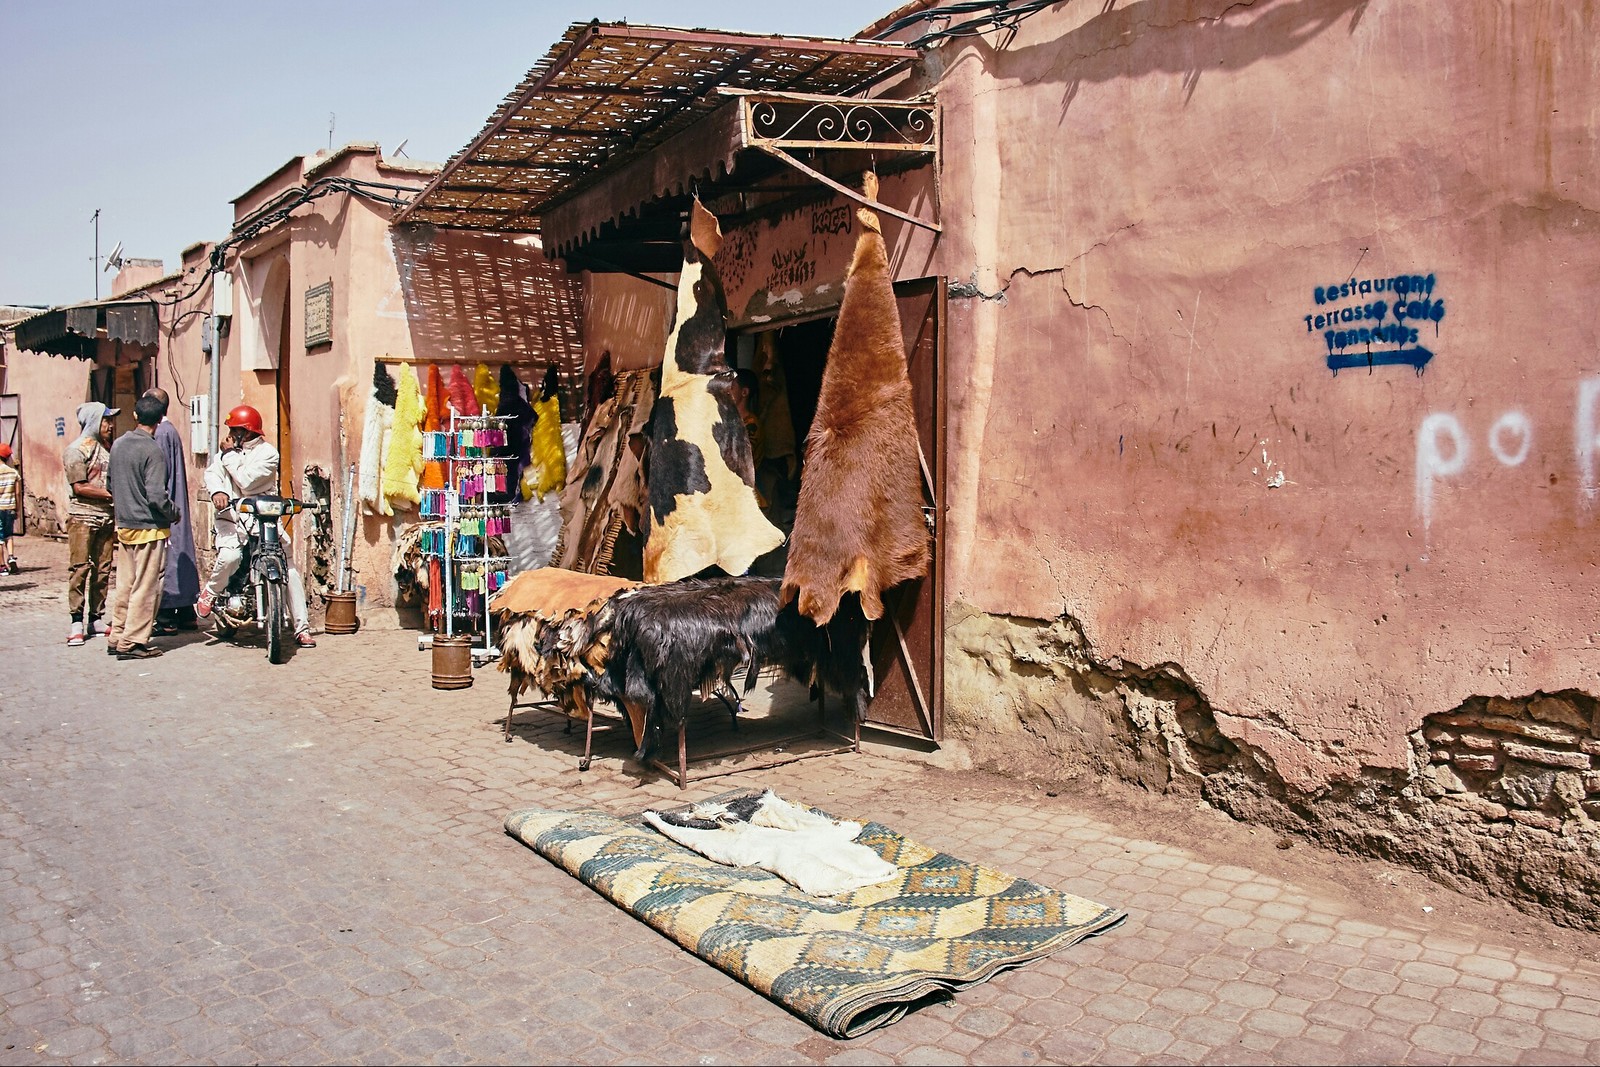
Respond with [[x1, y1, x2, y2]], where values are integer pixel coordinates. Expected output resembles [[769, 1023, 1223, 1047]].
[[947, 603, 1600, 929]]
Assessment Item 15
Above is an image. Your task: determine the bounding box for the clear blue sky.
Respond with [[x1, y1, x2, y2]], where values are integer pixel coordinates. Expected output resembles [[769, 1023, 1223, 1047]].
[[0, 1, 887, 307]]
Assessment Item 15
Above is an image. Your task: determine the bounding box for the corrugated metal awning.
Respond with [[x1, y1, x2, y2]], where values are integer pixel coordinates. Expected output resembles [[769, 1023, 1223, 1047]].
[[11, 299, 159, 359], [395, 21, 917, 238]]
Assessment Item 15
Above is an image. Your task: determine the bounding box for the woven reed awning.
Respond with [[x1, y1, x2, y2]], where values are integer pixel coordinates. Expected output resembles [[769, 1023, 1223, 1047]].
[[11, 299, 159, 359], [395, 21, 923, 270]]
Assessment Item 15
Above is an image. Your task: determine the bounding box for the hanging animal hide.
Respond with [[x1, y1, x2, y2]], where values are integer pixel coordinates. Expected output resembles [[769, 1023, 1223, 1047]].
[[496, 364, 535, 506], [555, 368, 656, 575], [584, 351, 616, 430], [382, 363, 425, 511], [473, 362, 500, 413], [447, 364, 481, 416], [509, 423, 575, 572], [780, 175, 930, 624], [422, 363, 447, 490], [527, 393, 566, 501], [642, 200, 783, 583], [359, 362, 397, 516]]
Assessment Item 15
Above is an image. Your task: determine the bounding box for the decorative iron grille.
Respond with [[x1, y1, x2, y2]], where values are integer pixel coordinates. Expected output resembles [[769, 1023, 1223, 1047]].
[[744, 95, 936, 153]]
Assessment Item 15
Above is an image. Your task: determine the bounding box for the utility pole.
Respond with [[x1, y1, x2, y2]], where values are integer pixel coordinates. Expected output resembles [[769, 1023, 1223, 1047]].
[[91, 209, 101, 298]]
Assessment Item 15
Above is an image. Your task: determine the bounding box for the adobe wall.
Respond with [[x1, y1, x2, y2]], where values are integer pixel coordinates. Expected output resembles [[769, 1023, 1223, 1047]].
[[919, 0, 1600, 926], [2, 345, 91, 535]]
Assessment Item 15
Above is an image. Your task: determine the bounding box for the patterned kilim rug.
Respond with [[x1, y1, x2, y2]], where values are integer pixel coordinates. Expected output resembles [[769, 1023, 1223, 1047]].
[[504, 799, 1125, 1037]]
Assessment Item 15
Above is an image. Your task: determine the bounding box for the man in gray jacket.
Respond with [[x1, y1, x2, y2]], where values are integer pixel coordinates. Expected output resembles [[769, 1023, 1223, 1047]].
[[106, 393, 182, 659]]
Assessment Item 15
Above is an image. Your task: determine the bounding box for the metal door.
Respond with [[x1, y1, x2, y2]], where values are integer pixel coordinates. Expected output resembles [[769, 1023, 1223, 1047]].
[[863, 277, 945, 740]]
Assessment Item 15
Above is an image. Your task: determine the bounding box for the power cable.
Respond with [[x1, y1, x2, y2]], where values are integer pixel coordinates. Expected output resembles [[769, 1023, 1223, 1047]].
[[872, 0, 1059, 47], [148, 175, 417, 308]]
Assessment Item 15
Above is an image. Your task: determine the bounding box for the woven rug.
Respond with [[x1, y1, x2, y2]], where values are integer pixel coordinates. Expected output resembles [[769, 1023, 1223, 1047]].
[[505, 802, 1124, 1037]]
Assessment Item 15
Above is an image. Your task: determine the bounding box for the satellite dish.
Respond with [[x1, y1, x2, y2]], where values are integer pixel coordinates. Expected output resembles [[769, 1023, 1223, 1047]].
[[104, 242, 124, 272]]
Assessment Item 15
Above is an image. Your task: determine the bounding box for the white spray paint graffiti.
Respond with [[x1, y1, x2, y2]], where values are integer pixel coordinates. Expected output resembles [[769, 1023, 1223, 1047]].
[[1415, 376, 1600, 553], [1416, 413, 1470, 550], [1576, 378, 1600, 506], [1487, 411, 1532, 467]]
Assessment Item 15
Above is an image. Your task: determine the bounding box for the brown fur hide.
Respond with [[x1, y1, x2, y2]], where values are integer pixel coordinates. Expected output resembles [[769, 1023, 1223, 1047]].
[[641, 200, 783, 583], [555, 369, 656, 574], [780, 179, 930, 623], [489, 567, 639, 619]]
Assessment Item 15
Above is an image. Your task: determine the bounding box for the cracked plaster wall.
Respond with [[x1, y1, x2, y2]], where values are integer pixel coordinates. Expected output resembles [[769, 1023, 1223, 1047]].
[[918, 0, 1600, 809]]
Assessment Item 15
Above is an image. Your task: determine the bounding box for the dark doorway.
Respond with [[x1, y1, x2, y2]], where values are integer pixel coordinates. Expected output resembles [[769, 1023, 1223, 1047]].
[[733, 276, 945, 741]]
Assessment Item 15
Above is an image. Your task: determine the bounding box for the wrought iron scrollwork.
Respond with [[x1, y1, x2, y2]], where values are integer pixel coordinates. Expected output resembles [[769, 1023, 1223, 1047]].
[[747, 99, 935, 150]]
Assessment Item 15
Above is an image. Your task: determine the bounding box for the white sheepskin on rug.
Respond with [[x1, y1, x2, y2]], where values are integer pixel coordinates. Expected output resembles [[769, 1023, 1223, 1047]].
[[643, 791, 899, 898]]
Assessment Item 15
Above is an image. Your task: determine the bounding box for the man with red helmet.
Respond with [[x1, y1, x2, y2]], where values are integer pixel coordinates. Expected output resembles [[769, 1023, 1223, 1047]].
[[197, 404, 315, 647]]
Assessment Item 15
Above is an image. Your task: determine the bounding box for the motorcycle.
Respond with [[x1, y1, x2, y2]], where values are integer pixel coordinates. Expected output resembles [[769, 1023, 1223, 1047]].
[[212, 493, 319, 664]]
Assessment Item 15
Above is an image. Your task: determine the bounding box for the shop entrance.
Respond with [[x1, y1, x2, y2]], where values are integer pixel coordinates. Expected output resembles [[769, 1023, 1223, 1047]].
[[736, 276, 945, 741]]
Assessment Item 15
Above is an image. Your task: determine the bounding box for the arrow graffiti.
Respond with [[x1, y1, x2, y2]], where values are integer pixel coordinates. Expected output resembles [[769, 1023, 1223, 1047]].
[[1327, 346, 1434, 375]]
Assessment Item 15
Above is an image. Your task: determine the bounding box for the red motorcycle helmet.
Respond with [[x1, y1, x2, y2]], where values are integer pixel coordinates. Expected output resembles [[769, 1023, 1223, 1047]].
[[224, 404, 263, 436]]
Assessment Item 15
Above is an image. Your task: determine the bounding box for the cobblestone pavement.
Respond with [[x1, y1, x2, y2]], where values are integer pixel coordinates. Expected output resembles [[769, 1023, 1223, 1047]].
[[4, 535, 1600, 1066]]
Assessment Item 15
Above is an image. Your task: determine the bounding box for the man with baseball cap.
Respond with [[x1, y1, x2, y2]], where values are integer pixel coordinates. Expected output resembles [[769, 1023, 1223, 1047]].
[[63, 402, 118, 645]]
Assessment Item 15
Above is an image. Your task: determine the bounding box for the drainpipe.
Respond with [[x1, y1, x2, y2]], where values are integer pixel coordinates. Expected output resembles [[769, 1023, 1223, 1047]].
[[207, 318, 221, 458], [209, 270, 232, 458]]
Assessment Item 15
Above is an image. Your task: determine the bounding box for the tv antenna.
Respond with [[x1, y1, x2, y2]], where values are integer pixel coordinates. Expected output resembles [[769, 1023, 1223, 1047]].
[[90, 209, 103, 298]]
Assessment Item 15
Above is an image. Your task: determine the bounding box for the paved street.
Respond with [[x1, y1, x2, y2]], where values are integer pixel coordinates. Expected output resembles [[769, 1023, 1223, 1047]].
[[4, 536, 1600, 1066]]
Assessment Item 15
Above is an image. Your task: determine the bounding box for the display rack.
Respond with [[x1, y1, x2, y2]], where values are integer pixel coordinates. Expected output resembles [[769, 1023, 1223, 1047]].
[[421, 414, 513, 661]]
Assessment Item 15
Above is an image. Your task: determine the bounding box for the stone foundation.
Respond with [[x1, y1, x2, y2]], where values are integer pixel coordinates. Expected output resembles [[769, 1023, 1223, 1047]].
[[22, 491, 64, 539], [947, 601, 1600, 930]]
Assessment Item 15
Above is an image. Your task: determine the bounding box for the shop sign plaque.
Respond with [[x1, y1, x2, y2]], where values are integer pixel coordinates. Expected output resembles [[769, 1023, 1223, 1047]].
[[304, 282, 333, 348]]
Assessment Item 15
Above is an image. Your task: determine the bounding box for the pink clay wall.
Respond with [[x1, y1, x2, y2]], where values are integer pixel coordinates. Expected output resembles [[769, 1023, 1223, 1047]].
[[910, 0, 1600, 788]]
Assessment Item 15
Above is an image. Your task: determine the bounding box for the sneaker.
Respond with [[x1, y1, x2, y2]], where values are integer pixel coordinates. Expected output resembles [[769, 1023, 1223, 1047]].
[[116, 644, 164, 660], [5, 559, 16, 574], [67, 622, 86, 647], [295, 630, 317, 648], [196, 590, 214, 619]]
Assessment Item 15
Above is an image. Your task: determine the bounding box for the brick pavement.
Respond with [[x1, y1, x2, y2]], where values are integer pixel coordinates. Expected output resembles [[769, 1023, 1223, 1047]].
[[4, 534, 1600, 1065]]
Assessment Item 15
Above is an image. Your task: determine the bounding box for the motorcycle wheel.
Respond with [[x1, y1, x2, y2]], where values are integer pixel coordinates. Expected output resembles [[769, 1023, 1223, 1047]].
[[266, 581, 286, 664]]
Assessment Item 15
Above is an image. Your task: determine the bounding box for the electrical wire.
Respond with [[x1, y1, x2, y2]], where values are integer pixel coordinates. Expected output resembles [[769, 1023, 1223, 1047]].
[[148, 175, 417, 308], [872, 0, 1059, 47], [138, 173, 417, 398]]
